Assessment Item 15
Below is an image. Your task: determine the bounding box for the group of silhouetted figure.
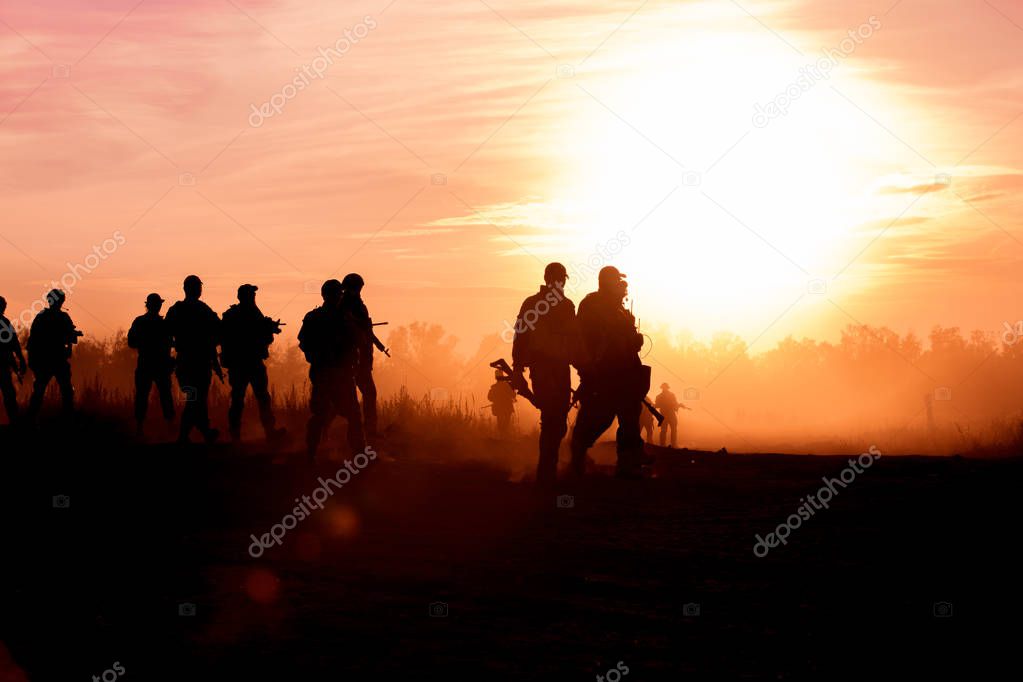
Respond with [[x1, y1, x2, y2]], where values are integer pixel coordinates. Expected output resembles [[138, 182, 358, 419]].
[[1, 263, 688, 480]]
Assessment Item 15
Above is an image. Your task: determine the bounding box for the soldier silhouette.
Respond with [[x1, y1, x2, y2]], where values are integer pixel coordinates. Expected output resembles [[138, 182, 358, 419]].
[[639, 393, 654, 443], [487, 369, 516, 437], [25, 289, 80, 421], [0, 296, 27, 424], [655, 382, 680, 448], [512, 262, 576, 484], [340, 273, 378, 438], [165, 275, 221, 444], [127, 293, 175, 438], [300, 279, 365, 461], [220, 284, 286, 443], [569, 266, 648, 479]]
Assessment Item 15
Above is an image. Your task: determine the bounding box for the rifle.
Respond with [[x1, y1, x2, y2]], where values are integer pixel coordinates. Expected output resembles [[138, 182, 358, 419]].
[[489, 358, 539, 408], [572, 378, 666, 426], [369, 321, 390, 357]]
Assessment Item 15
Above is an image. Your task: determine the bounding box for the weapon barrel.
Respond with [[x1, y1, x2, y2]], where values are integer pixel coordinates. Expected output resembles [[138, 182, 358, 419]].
[[643, 398, 665, 426]]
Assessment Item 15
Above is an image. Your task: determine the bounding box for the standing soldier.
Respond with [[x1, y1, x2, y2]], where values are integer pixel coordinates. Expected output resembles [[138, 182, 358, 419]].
[[220, 284, 286, 443], [569, 266, 648, 479], [487, 369, 516, 437], [655, 383, 680, 448], [0, 296, 27, 423], [25, 289, 80, 421], [512, 262, 576, 485], [127, 293, 175, 438], [340, 273, 378, 438], [300, 279, 365, 462], [165, 275, 221, 444]]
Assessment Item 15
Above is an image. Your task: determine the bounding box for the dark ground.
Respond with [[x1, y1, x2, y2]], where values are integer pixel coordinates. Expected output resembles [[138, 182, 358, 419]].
[[1, 417, 1020, 680]]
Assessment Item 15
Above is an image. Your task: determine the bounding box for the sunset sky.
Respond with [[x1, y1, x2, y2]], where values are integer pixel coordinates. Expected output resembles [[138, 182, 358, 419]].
[[2, 0, 1022, 353]]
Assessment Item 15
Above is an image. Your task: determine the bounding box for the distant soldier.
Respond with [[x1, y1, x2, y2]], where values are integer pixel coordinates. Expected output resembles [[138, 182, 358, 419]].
[[25, 289, 80, 421], [0, 296, 27, 423], [655, 383, 680, 448], [165, 275, 221, 444], [340, 273, 379, 437], [512, 262, 576, 484], [487, 370, 516, 437], [127, 293, 175, 437], [220, 284, 285, 443], [570, 266, 647, 479], [639, 394, 654, 443], [300, 279, 365, 461]]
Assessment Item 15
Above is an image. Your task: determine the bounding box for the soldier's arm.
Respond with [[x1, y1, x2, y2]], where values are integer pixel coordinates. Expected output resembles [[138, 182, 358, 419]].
[[510, 298, 531, 371]]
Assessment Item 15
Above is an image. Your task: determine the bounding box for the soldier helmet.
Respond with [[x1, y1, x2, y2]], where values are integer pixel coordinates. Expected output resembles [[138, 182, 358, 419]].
[[598, 265, 626, 286], [183, 274, 202, 288], [660, 382, 670, 389], [145, 293, 164, 307], [341, 273, 364, 290], [47, 289, 66, 305], [543, 262, 568, 284], [320, 279, 343, 298], [237, 283, 258, 299]]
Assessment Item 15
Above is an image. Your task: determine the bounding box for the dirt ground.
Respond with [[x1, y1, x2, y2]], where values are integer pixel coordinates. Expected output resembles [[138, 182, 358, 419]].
[[2, 417, 1019, 680]]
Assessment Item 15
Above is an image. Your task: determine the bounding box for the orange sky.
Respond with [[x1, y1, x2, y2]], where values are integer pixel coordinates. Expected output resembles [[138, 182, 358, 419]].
[[2, 0, 1022, 353]]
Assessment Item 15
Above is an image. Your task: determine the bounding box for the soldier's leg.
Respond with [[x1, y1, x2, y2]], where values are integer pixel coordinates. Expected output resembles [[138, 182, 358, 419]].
[[54, 361, 73, 414], [193, 370, 213, 437], [534, 365, 571, 484], [338, 372, 365, 454], [26, 367, 53, 420], [306, 369, 332, 459], [669, 418, 678, 448], [176, 369, 195, 440], [249, 362, 278, 437], [227, 368, 249, 439], [614, 398, 645, 476], [155, 371, 175, 422], [569, 394, 615, 477], [659, 420, 667, 447], [134, 368, 152, 426], [0, 369, 17, 423], [356, 366, 378, 436]]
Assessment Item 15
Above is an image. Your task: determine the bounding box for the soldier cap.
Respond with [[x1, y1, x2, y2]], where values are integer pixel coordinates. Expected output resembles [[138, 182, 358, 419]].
[[237, 283, 258, 298], [183, 274, 203, 288], [598, 265, 626, 286], [321, 279, 343, 298], [145, 293, 164, 307], [47, 289, 66, 305], [341, 273, 364, 290], [543, 262, 568, 284], [660, 382, 670, 389]]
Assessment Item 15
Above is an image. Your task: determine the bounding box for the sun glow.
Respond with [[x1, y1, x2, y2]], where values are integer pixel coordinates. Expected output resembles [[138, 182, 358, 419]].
[[547, 8, 922, 340]]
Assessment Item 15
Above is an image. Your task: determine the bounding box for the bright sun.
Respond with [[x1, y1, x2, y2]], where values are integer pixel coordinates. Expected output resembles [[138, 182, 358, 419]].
[[549, 6, 919, 342]]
